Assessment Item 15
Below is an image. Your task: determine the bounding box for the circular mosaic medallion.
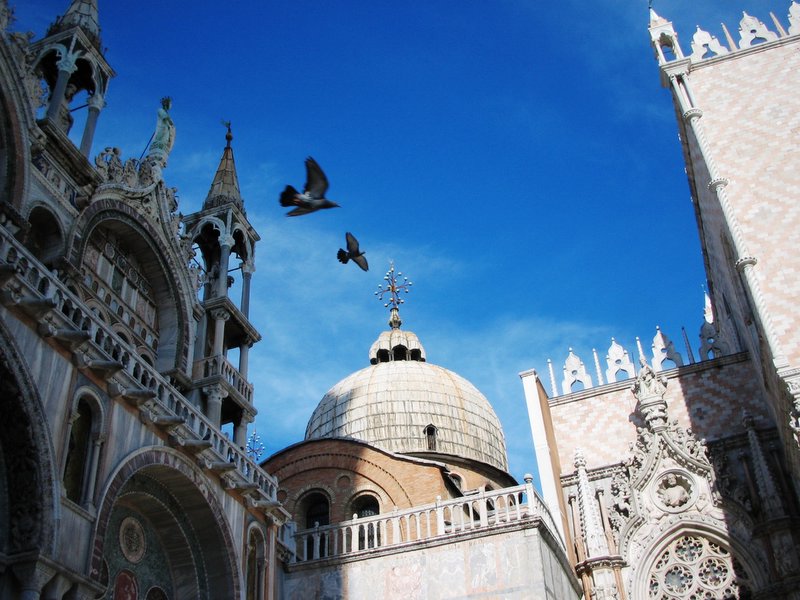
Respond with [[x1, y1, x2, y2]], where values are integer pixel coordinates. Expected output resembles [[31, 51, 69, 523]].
[[119, 516, 146, 563]]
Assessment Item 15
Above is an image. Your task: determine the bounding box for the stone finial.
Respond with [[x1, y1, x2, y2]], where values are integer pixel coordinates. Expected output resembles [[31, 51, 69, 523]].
[[790, 2, 800, 35], [606, 338, 635, 383], [738, 12, 778, 48], [574, 448, 607, 558], [574, 447, 587, 469], [649, 8, 668, 27], [689, 26, 729, 62], [652, 326, 683, 371], [633, 357, 669, 430], [742, 415, 782, 516], [562, 348, 592, 394]]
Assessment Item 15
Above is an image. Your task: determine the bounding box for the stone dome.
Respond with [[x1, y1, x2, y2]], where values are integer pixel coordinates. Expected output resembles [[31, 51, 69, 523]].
[[305, 313, 509, 472]]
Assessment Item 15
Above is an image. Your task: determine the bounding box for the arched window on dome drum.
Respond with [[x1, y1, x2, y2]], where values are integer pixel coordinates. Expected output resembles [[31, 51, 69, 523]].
[[376, 349, 390, 363], [303, 492, 330, 559], [392, 345, 407, 361], [424, 424, 437, 451], [352, 495, 380, 549], [305, 493, 330, 528]]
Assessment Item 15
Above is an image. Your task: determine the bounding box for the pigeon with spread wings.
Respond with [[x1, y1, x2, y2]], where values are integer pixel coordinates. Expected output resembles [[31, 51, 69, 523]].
[[279, 157, 340, 216], [337, 232, 368, 271]]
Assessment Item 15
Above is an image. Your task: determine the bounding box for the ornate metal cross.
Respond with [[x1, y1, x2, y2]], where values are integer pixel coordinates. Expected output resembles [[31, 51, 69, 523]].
[[375, 261, 412, 310]]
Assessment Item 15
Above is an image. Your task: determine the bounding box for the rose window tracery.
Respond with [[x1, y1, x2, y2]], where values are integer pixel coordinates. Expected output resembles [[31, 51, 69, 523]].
[[648, 535, 751, 599]]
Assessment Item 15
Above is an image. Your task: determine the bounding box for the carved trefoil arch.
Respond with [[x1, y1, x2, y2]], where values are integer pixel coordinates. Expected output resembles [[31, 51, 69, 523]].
[[603, 363, 771, 599]]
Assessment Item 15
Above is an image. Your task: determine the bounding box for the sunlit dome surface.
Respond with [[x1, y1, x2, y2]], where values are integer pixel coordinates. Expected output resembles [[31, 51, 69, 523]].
[[305, 313, 509, 472]]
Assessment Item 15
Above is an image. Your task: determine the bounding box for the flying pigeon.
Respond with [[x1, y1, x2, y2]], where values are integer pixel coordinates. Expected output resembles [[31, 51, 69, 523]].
[[337, 232, 368, 271], [279, 157, 340, 216]]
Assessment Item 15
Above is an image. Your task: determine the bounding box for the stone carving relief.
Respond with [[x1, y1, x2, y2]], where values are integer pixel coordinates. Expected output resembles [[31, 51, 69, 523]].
[[655, 472, 693, 510], [7, 30, 48, 112], [119, 516, 146, 563], [790, 2, 800, 36], [651, 327, 683, 371], [562, 348, 592, 394], [738, 12, 778, 48], [605, 338, 635, 384], [689, 27, 730, 62], [647, 535, 752, 599]]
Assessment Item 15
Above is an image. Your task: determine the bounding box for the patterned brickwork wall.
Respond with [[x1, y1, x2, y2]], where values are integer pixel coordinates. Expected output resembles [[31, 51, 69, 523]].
[[548, 355, 770, 473], [686, 39, 800, 366], [265, 438, 515, 525]]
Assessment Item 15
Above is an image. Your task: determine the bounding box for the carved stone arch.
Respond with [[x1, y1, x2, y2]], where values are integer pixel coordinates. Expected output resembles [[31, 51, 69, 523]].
[[67, 200, 193, 375], [0, 318, 57, 557], [63, 385, 107, 506], [24, 202, 65, 267], [91, 447, 239, 599], [190, 216, 226, 271], [297, 487, 333, 528], [69, 385, 108, 435], [347, 487, 383, 517], [630, 521, 767, 599], [244, 523, 267, 600], [230, 224, 252, 262]]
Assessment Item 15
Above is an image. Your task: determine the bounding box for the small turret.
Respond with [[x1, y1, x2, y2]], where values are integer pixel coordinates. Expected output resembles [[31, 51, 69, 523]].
[[182, 125, 261, 447], [29, 0, 114, 156]]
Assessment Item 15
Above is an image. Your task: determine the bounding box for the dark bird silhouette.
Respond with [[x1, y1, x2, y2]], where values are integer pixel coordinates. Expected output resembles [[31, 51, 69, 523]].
[[279, 157, 340, 216], [337, 232, 368, 271]]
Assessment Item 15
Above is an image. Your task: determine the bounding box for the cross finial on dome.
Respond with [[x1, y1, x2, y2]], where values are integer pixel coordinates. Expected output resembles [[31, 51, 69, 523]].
[[374, 261, 412, 329]]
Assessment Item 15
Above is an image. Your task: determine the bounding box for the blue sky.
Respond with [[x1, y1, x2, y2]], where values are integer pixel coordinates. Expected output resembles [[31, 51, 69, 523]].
[[16, 1, 787, 483]]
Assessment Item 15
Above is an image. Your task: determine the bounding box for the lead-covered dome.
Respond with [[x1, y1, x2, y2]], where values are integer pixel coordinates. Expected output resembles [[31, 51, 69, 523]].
[[305, 309, 509, 472]]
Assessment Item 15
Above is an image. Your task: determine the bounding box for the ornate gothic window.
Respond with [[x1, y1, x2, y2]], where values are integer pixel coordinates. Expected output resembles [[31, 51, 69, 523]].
[[352, 495, 380, 550], [648, 535, 752, 599]]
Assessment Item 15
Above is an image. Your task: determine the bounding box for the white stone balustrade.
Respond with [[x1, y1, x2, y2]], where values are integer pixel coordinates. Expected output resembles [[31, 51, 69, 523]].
[[193, 354, 254, 403], [291, 478, 562, 563], [0, 226, 277, 501]]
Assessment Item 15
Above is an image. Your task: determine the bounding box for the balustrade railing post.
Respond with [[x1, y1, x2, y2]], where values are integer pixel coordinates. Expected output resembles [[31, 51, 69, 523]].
[[524, 473, 535, 520], [435, 496, 445, 535], [479, 489, 488, 527]]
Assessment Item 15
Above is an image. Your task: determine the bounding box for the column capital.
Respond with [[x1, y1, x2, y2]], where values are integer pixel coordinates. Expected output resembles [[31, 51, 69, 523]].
[[87, 93, 106, 110], [707, 177, 728, 191], [683, 107, 703, 122], [210, 308, 231, 321], [203, 384, 229, 401], [56, 50, 80, 73], [735, 256, 758, 271]]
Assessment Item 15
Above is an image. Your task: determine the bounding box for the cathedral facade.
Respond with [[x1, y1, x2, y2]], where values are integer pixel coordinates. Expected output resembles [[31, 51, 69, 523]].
[[524, 5, 800, 599], [0, 1, 288, 598]]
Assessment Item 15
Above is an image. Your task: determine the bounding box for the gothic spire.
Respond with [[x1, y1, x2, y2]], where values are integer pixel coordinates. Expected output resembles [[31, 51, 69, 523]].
[[204, 122, 244, 211], [51, 0, 101, 48]]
